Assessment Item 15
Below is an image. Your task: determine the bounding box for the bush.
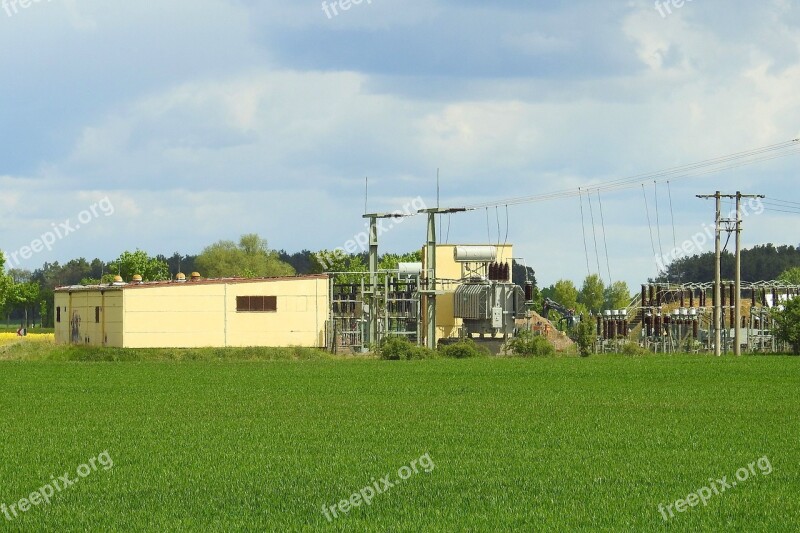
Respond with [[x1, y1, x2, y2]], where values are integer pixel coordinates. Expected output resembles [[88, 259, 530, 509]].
[[377, 336, 435, 360], [574, 319, 596, 357], [619, 341, 649, 356], [506, 330, 555, 357], [438, 338, 490, 359], [773, 297, 800, 354]]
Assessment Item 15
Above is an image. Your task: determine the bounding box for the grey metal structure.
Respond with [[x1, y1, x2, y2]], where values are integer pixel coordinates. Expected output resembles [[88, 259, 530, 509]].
[[454, 281, 525, 338], [418, 207, 467, 350]]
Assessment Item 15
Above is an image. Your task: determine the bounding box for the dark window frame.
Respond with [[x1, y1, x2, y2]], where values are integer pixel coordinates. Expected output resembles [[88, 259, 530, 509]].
[[236, 296, 277, 313]]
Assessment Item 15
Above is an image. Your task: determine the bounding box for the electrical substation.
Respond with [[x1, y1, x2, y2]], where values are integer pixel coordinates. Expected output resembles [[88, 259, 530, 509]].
[[326, 150, 800, 355]]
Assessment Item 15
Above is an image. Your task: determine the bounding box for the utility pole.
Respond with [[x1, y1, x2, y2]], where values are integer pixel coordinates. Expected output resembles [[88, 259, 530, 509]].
[[418, 207, 467, 350], [698, 191, 763, 356], [697, 192, 722, 356], [733, 192, 764, 355], [363, 211, 413, 349]]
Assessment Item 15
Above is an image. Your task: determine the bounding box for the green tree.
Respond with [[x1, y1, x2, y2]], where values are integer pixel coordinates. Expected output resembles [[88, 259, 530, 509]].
[[773, 297, 800, 354], [578, 274, 605, 313], [0, 252, 10, 320], [196, 234, 295, 279], [551, 279, 579, 310], [109, 250, 170, 281], [604, 281, 631, 311], [15, 282, 40, 328], [778, 267, 800, 285], [378, 251, 423, 271]]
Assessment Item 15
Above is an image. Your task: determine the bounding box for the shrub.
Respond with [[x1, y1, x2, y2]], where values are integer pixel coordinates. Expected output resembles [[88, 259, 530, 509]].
[[574, 319, 596, 357], [377, 336, 435, 360], [773, 297, 800, 354], [619, 341, 649, 356], [438, 338, 490, 359], [506, 330, 555, 357]]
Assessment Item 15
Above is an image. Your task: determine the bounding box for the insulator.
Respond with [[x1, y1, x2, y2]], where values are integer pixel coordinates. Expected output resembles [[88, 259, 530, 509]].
[[609, 320, 616, 339], [602, 319, 608, 340], [596, 316, 602, 336], [504, 262, 510, 281], [693, 320, 699, 338], [751, 289, 757, 307], [680, 291, 685, 308], [641, 285, 647, 307], [525, 282, 533, 302], [656, 287, 663, 307], [729, 284, 735, 308], [689, 290, 695, 308], [649, 285, 656, 305], [721, 284, 726, 308]]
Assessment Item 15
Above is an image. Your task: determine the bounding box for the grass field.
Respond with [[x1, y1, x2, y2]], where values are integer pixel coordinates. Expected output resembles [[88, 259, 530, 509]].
[[0, 346, 798, 531]]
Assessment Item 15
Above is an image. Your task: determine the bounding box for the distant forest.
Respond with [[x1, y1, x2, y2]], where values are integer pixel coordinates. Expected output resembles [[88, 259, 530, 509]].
[[656, 244, 800, 283]]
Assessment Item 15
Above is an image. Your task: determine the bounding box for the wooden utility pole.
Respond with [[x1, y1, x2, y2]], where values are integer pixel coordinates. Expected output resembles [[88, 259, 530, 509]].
[[698, 192, 763, 356]]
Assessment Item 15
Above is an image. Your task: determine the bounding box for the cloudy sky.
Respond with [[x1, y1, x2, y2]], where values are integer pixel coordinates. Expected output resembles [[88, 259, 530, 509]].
[[1, 0, 799, 287]]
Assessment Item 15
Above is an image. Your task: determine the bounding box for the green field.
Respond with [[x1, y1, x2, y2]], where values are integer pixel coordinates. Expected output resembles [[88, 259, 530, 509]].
[[0, 353, 798, 531]]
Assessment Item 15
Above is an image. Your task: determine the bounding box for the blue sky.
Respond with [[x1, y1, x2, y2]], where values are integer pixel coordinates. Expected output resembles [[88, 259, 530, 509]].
[[1, 0, 799, 287]]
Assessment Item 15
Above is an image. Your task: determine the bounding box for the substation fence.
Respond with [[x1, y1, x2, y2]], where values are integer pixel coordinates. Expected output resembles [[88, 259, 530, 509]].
[[593, 282, 800, 354]]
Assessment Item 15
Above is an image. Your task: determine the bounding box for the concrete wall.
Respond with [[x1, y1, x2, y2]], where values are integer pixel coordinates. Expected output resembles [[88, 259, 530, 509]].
[[54, 290, 124, 346]]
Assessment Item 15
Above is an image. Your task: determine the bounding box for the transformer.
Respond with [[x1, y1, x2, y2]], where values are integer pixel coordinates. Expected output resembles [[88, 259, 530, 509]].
[[453, 280, 525, 337]]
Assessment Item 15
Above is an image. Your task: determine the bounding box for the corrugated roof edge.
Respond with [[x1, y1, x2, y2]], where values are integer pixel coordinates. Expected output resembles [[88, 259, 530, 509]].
[[54, 274, 329, 292]]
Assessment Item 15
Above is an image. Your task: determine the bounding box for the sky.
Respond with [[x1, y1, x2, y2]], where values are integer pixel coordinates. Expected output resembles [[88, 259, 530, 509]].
[[1, 0, 799, 288]]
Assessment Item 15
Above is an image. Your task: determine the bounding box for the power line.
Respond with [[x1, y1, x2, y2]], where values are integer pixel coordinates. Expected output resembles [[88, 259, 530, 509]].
[[654, 181, 665, 261], [587, 191, 601, 276], [503, 205, 509, 249], [642, 184, 658, 268], [765, 197, 800, 207], [495, 206, 501, 248], [667, 181, 678, 251], [597, 190, 612, 284], [462, 139, 800, 210], [579, 188, 591, 277], [667, 181, 679, 283]]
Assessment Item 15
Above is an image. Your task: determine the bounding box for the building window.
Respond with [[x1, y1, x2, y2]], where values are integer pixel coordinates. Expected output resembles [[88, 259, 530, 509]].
[[95, 306, 101, 323], [57, 307, 61, 323], [236, 296, 277, 312]]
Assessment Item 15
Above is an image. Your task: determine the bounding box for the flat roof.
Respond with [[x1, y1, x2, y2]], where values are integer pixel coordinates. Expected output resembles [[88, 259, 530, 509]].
[[55, 274, 329, 292]]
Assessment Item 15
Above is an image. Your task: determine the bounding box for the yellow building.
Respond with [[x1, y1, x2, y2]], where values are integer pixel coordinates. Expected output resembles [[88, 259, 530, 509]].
[[54, 275, 329, 348], [422, 244, 513, 340]]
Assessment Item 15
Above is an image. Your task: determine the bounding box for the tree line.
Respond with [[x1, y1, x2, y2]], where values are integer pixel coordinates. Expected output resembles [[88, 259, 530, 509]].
[[656, 243, 800, 283]]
